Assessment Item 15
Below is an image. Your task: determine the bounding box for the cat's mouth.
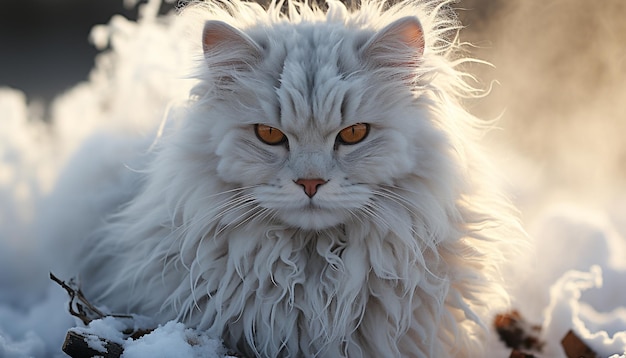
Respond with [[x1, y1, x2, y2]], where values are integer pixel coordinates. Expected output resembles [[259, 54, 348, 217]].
[[303, 201, 322, 210], [277, 203, 348, 230]]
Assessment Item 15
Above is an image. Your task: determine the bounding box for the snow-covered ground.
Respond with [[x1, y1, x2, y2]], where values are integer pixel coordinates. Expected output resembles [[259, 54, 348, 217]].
[[1, 0, 625, 357]]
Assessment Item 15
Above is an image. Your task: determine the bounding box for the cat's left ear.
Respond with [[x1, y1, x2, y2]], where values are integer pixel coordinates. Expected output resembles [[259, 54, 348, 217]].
[[202, 20, 262, 70], [360, 16, 424, 69]]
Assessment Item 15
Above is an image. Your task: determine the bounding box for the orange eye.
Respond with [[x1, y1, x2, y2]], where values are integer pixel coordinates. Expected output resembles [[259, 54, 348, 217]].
[[337, 123, 370, 145], [255, 124, 287, 145]]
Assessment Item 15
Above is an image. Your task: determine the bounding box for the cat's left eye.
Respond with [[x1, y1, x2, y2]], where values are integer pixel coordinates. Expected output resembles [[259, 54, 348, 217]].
[[255, 124, 287, 145], [337, 123, 370, 145]]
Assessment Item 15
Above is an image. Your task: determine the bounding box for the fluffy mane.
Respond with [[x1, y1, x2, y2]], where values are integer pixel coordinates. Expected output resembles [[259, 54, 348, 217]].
[[74, 1, 525, 357]]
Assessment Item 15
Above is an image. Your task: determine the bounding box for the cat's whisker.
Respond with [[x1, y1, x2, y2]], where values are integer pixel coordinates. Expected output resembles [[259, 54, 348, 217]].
[[377, 186, 425, 204], [210, 198, 258, 225], [345, 208, 366, 227], [231, 205, 270, 230], [185, 193, 257, 228], [359, 202, 393, 233], [364, 195, 424, 239], [372, 188, 432, 217], [252, 207, 276, 226], [169, 186, 259, 226], [370, 189, 418, 214], [204, 193, 251, 216], [265, 209, 282, 227], [197, 185, 260, 200], [164, 194, 259, 260], [217, 205, 264, 235], [374, 192, 420, 236], [378, 184, 435, 201], [166, 189, 251, 233], [210, 197, 260, 219], [374, 188, 446, 242]]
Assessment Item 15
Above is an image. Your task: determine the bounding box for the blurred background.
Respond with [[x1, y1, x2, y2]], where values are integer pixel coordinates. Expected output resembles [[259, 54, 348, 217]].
[[459, 0, 626, 203], [0, 0, 175, 103], [1, 0, 625, 204]]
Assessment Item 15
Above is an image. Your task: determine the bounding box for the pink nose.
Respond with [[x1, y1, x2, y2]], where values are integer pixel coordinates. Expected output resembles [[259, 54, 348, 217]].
[[294, 178, 327, 198]]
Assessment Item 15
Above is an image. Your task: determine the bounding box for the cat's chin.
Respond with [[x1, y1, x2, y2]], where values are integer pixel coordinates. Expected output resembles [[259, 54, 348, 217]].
[[278, 207, 348, 230]]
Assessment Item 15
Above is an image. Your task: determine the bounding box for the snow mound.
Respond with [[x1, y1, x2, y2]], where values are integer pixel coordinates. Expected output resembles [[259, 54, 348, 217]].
[[70, 317, 232, 358], [542, 266, 626, 357]]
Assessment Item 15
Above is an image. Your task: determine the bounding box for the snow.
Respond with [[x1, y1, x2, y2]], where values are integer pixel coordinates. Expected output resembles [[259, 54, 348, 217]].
[[122, 321, 231, 358], [1, 0, 625, 357], [66, 316, 231, 357], [527, 210, 626, 357], [540, 266, 622, 357]]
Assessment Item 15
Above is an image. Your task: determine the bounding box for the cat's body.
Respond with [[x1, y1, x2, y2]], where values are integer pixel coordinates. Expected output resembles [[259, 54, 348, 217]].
[[69, 0, 524, 356]]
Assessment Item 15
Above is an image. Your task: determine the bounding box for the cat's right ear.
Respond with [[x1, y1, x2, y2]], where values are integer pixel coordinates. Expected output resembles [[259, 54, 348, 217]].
[[360, 16, 424, 72], [202, 21, 262, 70]]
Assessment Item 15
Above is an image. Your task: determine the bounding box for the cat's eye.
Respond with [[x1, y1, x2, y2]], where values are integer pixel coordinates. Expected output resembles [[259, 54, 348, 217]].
[[255, 124, 287, 145], [337, 123, 370, 145]]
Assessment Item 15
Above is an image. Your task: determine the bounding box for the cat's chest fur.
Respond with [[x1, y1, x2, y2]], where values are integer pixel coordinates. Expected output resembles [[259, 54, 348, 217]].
[[172, 220, 452, 357]]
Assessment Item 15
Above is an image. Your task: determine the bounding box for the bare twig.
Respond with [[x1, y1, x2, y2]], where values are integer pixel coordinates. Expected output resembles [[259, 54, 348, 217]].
[[50, 273, 106, 325], [50, 273, 132, 325]]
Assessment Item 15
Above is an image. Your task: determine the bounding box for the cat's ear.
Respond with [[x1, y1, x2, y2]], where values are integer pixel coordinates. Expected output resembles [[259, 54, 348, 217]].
[[202, 20, 262, 70], [360, 16, 424, 69]]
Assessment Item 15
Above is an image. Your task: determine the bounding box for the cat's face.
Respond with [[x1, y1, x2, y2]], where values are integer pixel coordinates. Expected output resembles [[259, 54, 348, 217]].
[[198, 18, 447, 230]]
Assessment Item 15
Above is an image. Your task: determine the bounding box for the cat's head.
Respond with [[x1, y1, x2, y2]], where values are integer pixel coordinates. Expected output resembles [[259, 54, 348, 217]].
[[187, 14, 458, 231]]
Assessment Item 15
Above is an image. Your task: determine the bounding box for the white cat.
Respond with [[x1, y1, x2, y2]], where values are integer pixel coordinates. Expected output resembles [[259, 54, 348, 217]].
[[72, 0, 525, 356]]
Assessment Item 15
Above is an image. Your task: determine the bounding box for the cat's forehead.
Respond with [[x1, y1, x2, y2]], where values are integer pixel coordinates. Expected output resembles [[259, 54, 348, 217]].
[[252, 22, 369, 134], [263, 22, 362, 65]]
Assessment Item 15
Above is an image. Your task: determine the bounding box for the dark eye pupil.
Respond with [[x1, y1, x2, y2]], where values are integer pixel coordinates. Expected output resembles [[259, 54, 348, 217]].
[[337, 123, 369, 145], [255, 124, 287, 146]]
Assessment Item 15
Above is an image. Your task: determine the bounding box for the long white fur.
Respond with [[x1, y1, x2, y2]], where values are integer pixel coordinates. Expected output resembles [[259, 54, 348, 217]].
[[75, 0, 525, 357]]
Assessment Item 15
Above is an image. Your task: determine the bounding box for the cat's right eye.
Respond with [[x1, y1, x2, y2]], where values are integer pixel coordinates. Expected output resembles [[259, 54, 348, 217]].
[[255, 124, 287, 145], [337, 123, 370, 145]]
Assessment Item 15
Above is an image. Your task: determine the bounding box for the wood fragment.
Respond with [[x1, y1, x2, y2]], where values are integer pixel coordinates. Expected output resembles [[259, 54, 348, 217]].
[[494, 310, 544, 352], [127, 328, 155, 340], [561, 330, 598, 358], [62, 330, 123, 358], [509, 349, 536, 358]]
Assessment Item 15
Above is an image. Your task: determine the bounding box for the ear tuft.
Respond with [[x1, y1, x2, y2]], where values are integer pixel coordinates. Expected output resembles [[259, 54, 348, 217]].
[[202, 20, 262, 69], [361, 16, 425, 68]]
